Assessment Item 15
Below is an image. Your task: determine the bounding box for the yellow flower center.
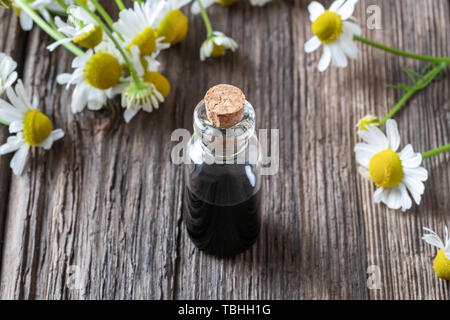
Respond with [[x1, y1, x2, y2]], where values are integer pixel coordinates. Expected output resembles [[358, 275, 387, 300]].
[[357, 115, 380, 132], [368, 149, 403, 188], [433, 249, 450, 280], [127, 27, 156, 56], [143, 72, 171, 98], [211, 42, 226, 57], [312, 10, 343, 44], [217, 0, 239, 6], [74, 26, 103, 49], [84, 52, 121, 90], [156, 9, 188, 45], [23, 110, 53, 146]]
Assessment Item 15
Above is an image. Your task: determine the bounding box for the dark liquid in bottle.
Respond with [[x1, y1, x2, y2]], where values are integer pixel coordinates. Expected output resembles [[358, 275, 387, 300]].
[[185, 164, 261, 258]]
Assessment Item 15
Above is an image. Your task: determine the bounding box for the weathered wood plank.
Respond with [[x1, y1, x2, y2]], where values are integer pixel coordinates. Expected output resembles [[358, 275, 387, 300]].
[[0, 0, 448, 299], [0, 10, 26, 280]]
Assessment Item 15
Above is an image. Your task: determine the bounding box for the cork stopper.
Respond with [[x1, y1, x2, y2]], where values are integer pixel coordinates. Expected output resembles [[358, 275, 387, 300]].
[[204, 84, 246, 129]]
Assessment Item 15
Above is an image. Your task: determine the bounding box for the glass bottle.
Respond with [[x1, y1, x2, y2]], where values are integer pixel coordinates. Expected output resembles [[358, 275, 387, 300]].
[[184, 98, 262, 258]]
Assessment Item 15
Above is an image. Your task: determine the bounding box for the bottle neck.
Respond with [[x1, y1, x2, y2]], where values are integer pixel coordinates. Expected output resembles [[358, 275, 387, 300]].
[[193, 100, 256, 163]]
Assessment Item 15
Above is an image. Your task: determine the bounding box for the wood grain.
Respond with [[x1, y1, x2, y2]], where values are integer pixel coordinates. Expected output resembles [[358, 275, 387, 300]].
[[0, 0, 448, 299]]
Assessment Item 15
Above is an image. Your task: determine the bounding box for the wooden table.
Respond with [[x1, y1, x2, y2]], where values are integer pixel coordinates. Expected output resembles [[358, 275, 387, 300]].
[[0, 0, 448, 300]]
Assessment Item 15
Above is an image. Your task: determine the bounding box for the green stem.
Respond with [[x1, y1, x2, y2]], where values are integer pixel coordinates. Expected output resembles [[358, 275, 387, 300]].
[[73, 0, 141, 86], [380, 62, 447, 123], [115, 0, 125, 10], [196, 0, 213, 38], [354, 35, 450, 64], [90, 0, 125, 41], [90, 0, 115, 30], [422, 144, 450, 160], [15, 0, 84, 56], [55, 0, 69, 11], [0, 118, 10, 126], [48, 8, 68, 17]]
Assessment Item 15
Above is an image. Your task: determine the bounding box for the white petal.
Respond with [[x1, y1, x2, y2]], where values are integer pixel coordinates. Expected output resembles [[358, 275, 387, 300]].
[[0, 99, 23, 122], [398, 183, 412, 211], [385, 186, 402, 210], [337, 0, 358, 20], [403, 167, 428, 182], [330, 43, 348, 68], [339, 36, 358, 59], [359, 124, 389, 150], [0, 136, 23, 155], [401, 153, 422, 168], [344, 21, 362, 36], [10, 144, 29, 175], [422, 233, 445, 250], [20, 13, 33, 31], [318, 46, 332, 72], [354, 143, 377, 167], [71, 85, 88, 113], [9, 121, 24, 133], [50, 129, 65, 141], [373, 187, 385, 203], [403, 176, 424, 205], [124, 108, 139, 123], [308, 1, 325, 22], [304, 36, 321, 53], [399, 144, 414, 161], [385, 119, 400, 151]]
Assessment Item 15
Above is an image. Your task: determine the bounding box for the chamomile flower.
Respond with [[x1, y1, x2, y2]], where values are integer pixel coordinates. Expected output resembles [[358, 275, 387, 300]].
[[200, 31, 238, 61], [356, 114, 380, 134], [121, 46, 169, 123], [304, 0, 361, 71], [56, 41, 125, 113], [47, 5, 102, 51], [354, 119, 428, 211], [155, 0, 191, 45], [422, 226, 450, 280], [0, 80, 64, 175], [113, 1, 170, 57], [0, 53, 18, 96]]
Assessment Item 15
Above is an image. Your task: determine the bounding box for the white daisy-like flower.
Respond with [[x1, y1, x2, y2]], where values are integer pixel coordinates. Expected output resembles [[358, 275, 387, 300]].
[[422, 226, 450, 280], [423, 227, 450, 260], [200, 31, 238, 61], [0, 53, 18, 96], [56, 40, 125, 113], [304, 0, 361, 71], [113, 1, 170, 57], [47, 5, 102, 51], [191, 0, 271, 14], [354, 119, 428, 211], [121, 46, 165, 123], [0, 80, 64, 175], [154, 0, 191, 45]]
